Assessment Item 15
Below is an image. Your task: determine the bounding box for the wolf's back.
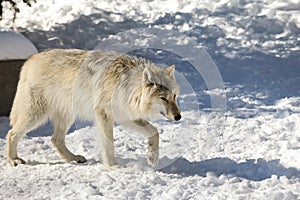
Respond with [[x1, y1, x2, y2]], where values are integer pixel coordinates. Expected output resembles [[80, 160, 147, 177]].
[[10, 49, 88, 125], [22, 49, 88, 85]]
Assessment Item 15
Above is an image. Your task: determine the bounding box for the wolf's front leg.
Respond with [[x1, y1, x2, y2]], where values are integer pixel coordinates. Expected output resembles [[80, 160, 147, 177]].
[[96, 109, 116, 167], [133, 119, 159, 167], [147, 133, 159, 167]]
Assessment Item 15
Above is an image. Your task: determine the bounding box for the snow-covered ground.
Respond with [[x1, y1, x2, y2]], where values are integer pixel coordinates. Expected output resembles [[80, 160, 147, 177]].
[[1, 0, 300, 199]]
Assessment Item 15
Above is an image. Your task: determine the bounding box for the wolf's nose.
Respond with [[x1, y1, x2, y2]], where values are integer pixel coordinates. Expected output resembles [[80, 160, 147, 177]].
[[174, 114, 181, 121]]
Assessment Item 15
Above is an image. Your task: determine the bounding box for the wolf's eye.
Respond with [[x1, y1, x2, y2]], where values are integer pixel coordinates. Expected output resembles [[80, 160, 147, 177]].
[[148, 82, 155, 87], [160, 97, 168, 102]]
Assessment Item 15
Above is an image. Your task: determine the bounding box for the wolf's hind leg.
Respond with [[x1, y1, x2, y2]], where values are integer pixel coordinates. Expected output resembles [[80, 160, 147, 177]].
[[7, 128, 27, 166], [7, 116, 47, 166], [51, 114, 86, 163], [7, 85, 50, 166]]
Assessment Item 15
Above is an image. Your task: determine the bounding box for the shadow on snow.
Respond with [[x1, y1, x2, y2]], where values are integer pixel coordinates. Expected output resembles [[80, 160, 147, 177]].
[[159, 157, 300, 181]]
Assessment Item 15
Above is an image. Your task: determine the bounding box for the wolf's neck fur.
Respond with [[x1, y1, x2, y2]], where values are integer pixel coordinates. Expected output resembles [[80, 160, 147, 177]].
[[114, 56, 149, 120], [80, 51, 157, 122]]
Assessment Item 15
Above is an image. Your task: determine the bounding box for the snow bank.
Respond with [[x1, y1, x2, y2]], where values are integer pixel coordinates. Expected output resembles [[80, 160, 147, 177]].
[[0, 28, 37, 60], [0, 0, 299, 58]]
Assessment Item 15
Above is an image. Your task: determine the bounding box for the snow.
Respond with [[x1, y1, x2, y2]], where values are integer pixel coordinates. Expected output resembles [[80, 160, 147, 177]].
[[0, 28, 37, 60], [1, 0, 300, 199]]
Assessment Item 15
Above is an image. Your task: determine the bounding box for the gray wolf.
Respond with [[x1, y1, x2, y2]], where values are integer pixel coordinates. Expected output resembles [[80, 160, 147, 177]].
[[6, 49, 181, 168]]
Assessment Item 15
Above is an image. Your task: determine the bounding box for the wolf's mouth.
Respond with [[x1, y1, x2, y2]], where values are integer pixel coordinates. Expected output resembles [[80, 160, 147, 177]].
[[160, 111, 166, 117]]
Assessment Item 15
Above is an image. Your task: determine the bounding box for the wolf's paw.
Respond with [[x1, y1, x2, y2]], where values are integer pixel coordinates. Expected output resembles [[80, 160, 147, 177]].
[[74, 155, 87, 163], [105, 164, 124, 171], [8, 157, 26, 167], [147, 151, 159, 168]]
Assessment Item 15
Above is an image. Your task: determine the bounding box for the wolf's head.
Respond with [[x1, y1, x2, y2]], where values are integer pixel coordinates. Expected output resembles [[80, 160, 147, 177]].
[[140, 65, 181, 121]]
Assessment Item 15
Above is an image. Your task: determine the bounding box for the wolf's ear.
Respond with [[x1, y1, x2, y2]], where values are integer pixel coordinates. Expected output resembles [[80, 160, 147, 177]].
[[165, 65, 175, 78], [143, 67, 155, 84]]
